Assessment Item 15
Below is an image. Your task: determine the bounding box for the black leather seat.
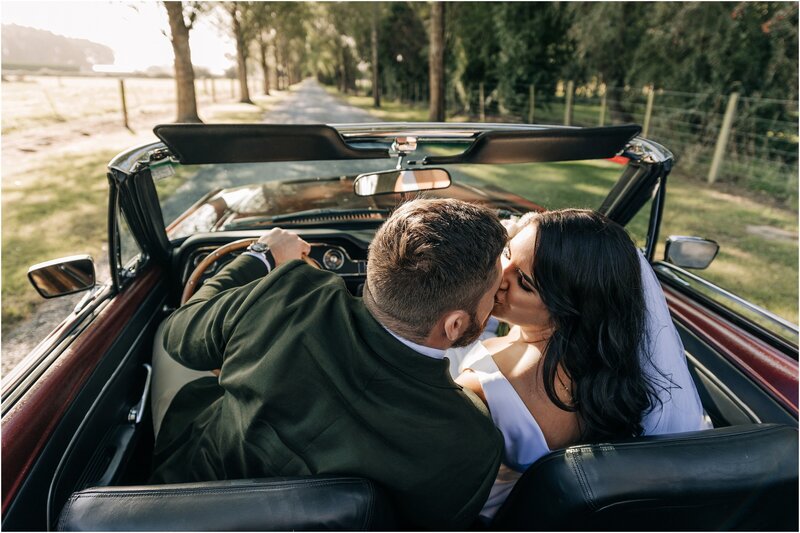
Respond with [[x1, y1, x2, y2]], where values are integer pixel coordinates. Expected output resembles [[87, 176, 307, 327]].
[[57, 476, 398, 531], [490, 423, 798, 531]]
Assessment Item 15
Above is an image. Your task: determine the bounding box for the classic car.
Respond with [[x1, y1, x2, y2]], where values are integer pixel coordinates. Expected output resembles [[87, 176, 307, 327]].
[[2, 123, 797, 531]]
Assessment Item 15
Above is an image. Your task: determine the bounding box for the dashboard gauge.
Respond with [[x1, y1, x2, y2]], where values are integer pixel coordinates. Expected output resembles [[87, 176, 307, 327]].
[[322, 248, 345, 271], [192, 253, 217, 275]]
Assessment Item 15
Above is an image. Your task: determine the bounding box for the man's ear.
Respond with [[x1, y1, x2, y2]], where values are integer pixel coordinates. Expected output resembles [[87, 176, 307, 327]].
[[442, 310, 470, 343]]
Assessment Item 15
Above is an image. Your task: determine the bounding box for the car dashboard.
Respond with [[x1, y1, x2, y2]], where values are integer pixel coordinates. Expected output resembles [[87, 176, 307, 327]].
[[175, 229, 374, 297]]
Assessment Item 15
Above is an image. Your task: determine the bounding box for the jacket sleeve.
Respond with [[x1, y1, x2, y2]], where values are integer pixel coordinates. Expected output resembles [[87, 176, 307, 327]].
[[161, 255, 269, 371]]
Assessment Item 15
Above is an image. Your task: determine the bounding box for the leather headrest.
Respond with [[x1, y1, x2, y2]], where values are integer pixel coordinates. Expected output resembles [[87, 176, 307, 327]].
[[58, 476, 398, 531], [491, 424, 798, 531]]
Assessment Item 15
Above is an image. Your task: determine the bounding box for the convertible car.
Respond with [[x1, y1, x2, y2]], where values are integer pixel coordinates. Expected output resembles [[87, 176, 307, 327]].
[[2, 123, 797, 531]]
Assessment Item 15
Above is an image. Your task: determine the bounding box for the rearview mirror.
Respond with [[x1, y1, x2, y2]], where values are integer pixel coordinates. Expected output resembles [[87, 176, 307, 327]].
[[353, 168, 451, 196], [664, 236, 719, 270], [27, 255, 96, 299]]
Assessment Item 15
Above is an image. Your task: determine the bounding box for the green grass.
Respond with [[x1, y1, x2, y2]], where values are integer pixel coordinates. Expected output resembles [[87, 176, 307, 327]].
[[0, 98, 273, 330], [2, 150, 116, 328], [329, 87, 799, 326]]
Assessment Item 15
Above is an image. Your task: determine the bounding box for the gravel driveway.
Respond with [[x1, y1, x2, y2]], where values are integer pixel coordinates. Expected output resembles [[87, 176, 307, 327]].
[[2, 79, 385, 376]]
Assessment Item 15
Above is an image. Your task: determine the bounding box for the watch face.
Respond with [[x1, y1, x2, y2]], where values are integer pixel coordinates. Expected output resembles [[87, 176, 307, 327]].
[[249, 242, 268, 253]]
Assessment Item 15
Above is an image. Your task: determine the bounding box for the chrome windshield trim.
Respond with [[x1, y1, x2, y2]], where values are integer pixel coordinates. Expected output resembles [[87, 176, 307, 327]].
[[654, 261, 799, 335], [332, 122, 578, 139], [1, 283, 114, 415], [108, 141, 167, 174]]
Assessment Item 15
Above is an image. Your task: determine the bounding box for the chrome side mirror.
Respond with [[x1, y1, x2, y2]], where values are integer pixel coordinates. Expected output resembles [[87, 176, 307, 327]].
[[353, 168, 451, 196], [27, 255, 96, 298], [664, 236, 719, 270]]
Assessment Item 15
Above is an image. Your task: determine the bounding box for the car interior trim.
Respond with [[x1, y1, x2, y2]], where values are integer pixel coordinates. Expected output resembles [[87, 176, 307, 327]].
[[659, 266, 798, 357], [1, 266, 164, 515], [663, 284, 798, 415], [656, 262, 798, 347], [45, 320, 158, 529], [684, 351, 761, 424], [678, 323, 796, 427]]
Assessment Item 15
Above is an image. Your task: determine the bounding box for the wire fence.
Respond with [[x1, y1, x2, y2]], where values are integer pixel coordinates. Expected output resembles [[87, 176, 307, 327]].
[[382, 80, 798, 204], [6, 75, 796, 204]]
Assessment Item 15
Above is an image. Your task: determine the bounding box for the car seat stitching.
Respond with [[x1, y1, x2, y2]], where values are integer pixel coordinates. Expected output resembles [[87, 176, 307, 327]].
[[567, 449, 596, 512]]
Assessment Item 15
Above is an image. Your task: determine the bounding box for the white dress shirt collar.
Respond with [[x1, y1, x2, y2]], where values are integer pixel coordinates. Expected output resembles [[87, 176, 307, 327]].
[[381, 325, 446, 360]]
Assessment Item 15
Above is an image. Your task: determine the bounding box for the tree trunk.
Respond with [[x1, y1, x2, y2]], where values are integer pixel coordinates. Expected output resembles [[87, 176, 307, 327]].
[[275, 45, 284, 90], [339, 44, 347, 93], [164, 2, 201, 123], [371, 4, 380, 107], [258, 37, 270, 95], [268, 42, 278, 92], [428, 2, 445, 122], [231, 5, 253, 104]]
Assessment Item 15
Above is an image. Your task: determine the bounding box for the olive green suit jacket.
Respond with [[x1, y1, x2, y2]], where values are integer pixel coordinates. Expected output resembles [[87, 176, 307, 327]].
[[150, 256, 503, 529]]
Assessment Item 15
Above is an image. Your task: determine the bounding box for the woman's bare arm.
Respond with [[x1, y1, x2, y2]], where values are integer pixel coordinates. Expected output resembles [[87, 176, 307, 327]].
[[455, 369, 488, 405]]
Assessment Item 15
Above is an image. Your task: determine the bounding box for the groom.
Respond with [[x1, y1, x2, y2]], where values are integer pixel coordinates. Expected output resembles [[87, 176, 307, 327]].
[[150, 198, 508, 529]]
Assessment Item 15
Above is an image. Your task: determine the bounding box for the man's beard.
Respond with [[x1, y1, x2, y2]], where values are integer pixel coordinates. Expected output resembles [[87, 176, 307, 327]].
[[452, 311, 488, 347]]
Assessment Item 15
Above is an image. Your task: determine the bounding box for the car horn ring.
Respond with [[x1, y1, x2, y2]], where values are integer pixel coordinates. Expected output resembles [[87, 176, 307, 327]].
[[181, 238, 320, 305]]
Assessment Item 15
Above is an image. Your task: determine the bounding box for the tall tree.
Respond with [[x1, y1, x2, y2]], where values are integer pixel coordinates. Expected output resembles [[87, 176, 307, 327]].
[[270, 3, 311, 89], [226, 1, 254, 104], [428, 2, 445, 121], [163, 1, 202, 122], [251, 2, 275, 95], [371, 3, 381, 107]]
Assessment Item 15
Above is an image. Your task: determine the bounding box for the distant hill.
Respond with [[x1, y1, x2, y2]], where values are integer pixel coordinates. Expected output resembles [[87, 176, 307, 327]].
[[1, 24, 114, 72]]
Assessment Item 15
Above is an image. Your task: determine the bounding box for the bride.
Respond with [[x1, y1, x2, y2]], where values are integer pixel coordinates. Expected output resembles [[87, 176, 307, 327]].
[[447, 209, 711, 521]]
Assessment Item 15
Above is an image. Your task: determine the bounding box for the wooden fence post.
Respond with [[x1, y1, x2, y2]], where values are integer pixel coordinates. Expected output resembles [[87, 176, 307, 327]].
[[642, 84, 655, 137], [707, 92, 739, 184], [599, 85, 607, 126], [119, 79, 129, 130], [479, 82, 485, 122], [564, 80, 574, 126], [528, 84, 535, 124]]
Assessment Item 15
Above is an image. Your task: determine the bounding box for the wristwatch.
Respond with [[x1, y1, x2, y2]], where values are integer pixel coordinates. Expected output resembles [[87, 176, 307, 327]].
[[245, 241, 273, 271], [246, 241, 270, 254]]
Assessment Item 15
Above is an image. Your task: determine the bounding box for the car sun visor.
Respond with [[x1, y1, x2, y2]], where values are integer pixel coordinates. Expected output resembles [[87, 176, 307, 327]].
[[153, 124, 390, 164], [424, 124, 642, 165]]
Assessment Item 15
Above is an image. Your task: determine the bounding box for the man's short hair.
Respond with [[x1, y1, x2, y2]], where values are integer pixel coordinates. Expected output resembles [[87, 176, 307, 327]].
[[364, 198, 507, 341]]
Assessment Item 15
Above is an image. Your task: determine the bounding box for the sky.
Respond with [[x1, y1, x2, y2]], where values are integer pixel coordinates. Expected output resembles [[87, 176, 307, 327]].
[[1, 1, 237, 74]]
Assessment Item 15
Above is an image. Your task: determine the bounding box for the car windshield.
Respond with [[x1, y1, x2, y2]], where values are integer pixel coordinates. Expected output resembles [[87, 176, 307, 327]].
[[151, 137, 634, 242]]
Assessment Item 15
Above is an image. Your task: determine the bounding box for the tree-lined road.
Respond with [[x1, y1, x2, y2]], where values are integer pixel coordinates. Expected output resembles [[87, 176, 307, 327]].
[[262, 79, 376, 124], [2, 79, 384, 374]]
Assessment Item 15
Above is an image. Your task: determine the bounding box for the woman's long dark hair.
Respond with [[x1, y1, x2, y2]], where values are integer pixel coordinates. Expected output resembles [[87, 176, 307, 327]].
[[527, 209, 656, 441]]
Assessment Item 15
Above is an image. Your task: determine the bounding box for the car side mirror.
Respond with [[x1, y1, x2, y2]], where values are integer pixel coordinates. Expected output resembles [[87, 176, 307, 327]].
[[664, 236, 719, 270], [353, 168, 451, 196], [27, 255, 96, 299]]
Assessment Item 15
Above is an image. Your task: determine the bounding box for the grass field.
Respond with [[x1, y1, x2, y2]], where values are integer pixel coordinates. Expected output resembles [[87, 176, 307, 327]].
[[333, 89, 798, 326], [1, 75, 250, 134], [1, 77, 276, 331]]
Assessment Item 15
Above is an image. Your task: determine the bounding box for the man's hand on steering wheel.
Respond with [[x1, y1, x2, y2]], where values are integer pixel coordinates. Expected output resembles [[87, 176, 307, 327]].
[[260, 227, 312, 267]]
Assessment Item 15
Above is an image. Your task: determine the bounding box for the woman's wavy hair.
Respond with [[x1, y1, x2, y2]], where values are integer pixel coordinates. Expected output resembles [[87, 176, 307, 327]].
[[525, 209, 657, 441]]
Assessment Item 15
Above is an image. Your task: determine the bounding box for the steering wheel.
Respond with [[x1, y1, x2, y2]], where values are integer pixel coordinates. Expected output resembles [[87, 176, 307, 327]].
[[181, 238, 320, 305]]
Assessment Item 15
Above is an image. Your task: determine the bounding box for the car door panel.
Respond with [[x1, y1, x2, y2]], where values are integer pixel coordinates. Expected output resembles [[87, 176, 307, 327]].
[[663, 284, 798, 426], [2, 266, 166, 531]]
